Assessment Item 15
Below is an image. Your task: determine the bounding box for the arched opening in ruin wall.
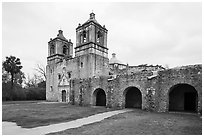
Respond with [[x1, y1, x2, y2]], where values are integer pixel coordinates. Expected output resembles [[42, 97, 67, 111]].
[[168, 83, 198, 113], [93, 88, 106, 106], [123, 86, 142, 109]]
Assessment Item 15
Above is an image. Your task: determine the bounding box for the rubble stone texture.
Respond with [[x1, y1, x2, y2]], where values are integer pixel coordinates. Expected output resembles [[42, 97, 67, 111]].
[[46, 13, 202, 113]]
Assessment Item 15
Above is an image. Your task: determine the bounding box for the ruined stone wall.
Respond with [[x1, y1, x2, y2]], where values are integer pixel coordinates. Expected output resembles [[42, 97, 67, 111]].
[[110, 64, 165, 76], [155, 64, 202, 112], [106, 64, 202, 113], [107, 71, 154, 109], [47, 60, 202, 114], [71, 76, 108, 106]]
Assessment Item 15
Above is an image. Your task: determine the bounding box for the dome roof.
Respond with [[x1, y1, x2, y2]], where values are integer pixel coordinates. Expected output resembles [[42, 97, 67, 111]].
[[109, 53, 123, 64]]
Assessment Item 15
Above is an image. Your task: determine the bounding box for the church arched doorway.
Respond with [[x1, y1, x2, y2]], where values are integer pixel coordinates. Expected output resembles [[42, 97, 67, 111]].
[[124, 87, 142, 108], [62, 90, 66, 102], [169, 84, 198, 112], [93, 88, 106, 106]]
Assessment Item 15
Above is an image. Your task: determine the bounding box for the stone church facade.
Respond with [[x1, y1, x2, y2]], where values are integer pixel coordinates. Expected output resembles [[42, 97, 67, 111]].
[[46, 13, 202, 113]]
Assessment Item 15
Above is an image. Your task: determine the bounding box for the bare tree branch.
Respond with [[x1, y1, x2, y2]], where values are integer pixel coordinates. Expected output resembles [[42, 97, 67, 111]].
[[34, 63, 46, 81], [25, 73, 41, 88]]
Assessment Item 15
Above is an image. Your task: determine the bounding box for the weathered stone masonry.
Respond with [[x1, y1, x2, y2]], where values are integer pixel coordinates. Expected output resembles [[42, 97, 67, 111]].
[[46, 13, 202, 113], [68, 64, 201, 113]]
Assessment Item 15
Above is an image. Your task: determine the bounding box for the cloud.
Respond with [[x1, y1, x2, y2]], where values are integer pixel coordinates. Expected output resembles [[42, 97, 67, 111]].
[[2, 2, 202, 76]]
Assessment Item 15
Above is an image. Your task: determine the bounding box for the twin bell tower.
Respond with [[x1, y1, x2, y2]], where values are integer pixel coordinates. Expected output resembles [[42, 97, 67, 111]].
[[47, 12, 109, 80]]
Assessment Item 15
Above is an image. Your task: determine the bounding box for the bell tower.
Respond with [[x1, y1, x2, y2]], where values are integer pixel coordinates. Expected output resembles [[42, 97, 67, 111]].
[[46, 30, 73, 101], [75, 12, 108, 57], [75, 12, 109, 78], [47, 30, 73, 65]]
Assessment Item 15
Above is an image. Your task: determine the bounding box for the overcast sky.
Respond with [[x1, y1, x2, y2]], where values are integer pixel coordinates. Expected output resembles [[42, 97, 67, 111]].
[[2, 2, 202, 77]]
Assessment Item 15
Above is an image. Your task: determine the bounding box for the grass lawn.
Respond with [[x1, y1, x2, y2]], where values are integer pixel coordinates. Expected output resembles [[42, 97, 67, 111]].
[[2, 101, 115, 128], [49, 109, 202, 135], [2, 100, 44, 105]]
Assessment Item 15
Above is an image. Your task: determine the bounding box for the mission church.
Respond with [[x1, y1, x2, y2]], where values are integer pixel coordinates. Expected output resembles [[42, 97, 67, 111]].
[[46, 12, 202, 113]]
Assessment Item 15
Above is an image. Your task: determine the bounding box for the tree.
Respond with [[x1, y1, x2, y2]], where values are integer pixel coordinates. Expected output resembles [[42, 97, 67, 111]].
[[2, 63, 26, 101], [2, 66, 10, 83], [37, 81, 46, 88], [34, 63, 46, 81], [25, 73, 40, 88], [3, 56, 23, 99], [24, 73, 46, 100], [2, 64, 25, 85]]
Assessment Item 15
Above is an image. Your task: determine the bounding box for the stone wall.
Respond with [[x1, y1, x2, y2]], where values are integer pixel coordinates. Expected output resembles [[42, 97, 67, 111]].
[[70, 76, 108, 106], [90, 64, 201, 113], [46, 62, 59, 101], [107, 71, 155, 110], [106, 64, 202, 113], [46, 57, 78, 102], [47, 62, 202, 114], [155, 64, 202, 112], [46, 52, 109, 102]]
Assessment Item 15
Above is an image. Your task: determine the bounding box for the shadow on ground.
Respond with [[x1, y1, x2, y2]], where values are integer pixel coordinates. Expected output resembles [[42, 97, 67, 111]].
[[49, 109, 202, 135]]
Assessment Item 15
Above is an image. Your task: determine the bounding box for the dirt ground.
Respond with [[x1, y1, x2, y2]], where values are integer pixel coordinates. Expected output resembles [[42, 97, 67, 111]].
[[49, 109, 202, 135]]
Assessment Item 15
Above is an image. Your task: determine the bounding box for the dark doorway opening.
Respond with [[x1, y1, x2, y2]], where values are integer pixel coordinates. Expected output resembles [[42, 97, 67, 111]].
[[125, 87, 142, 108], [62, 90, 66, 102], [184, 92, 197, 111], [95, 89, 106, 106], [169, 84, 197, 112]]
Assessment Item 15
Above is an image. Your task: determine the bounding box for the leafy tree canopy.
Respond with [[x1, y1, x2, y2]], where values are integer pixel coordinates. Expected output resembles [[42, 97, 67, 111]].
[[3, 56, 22, 75]]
